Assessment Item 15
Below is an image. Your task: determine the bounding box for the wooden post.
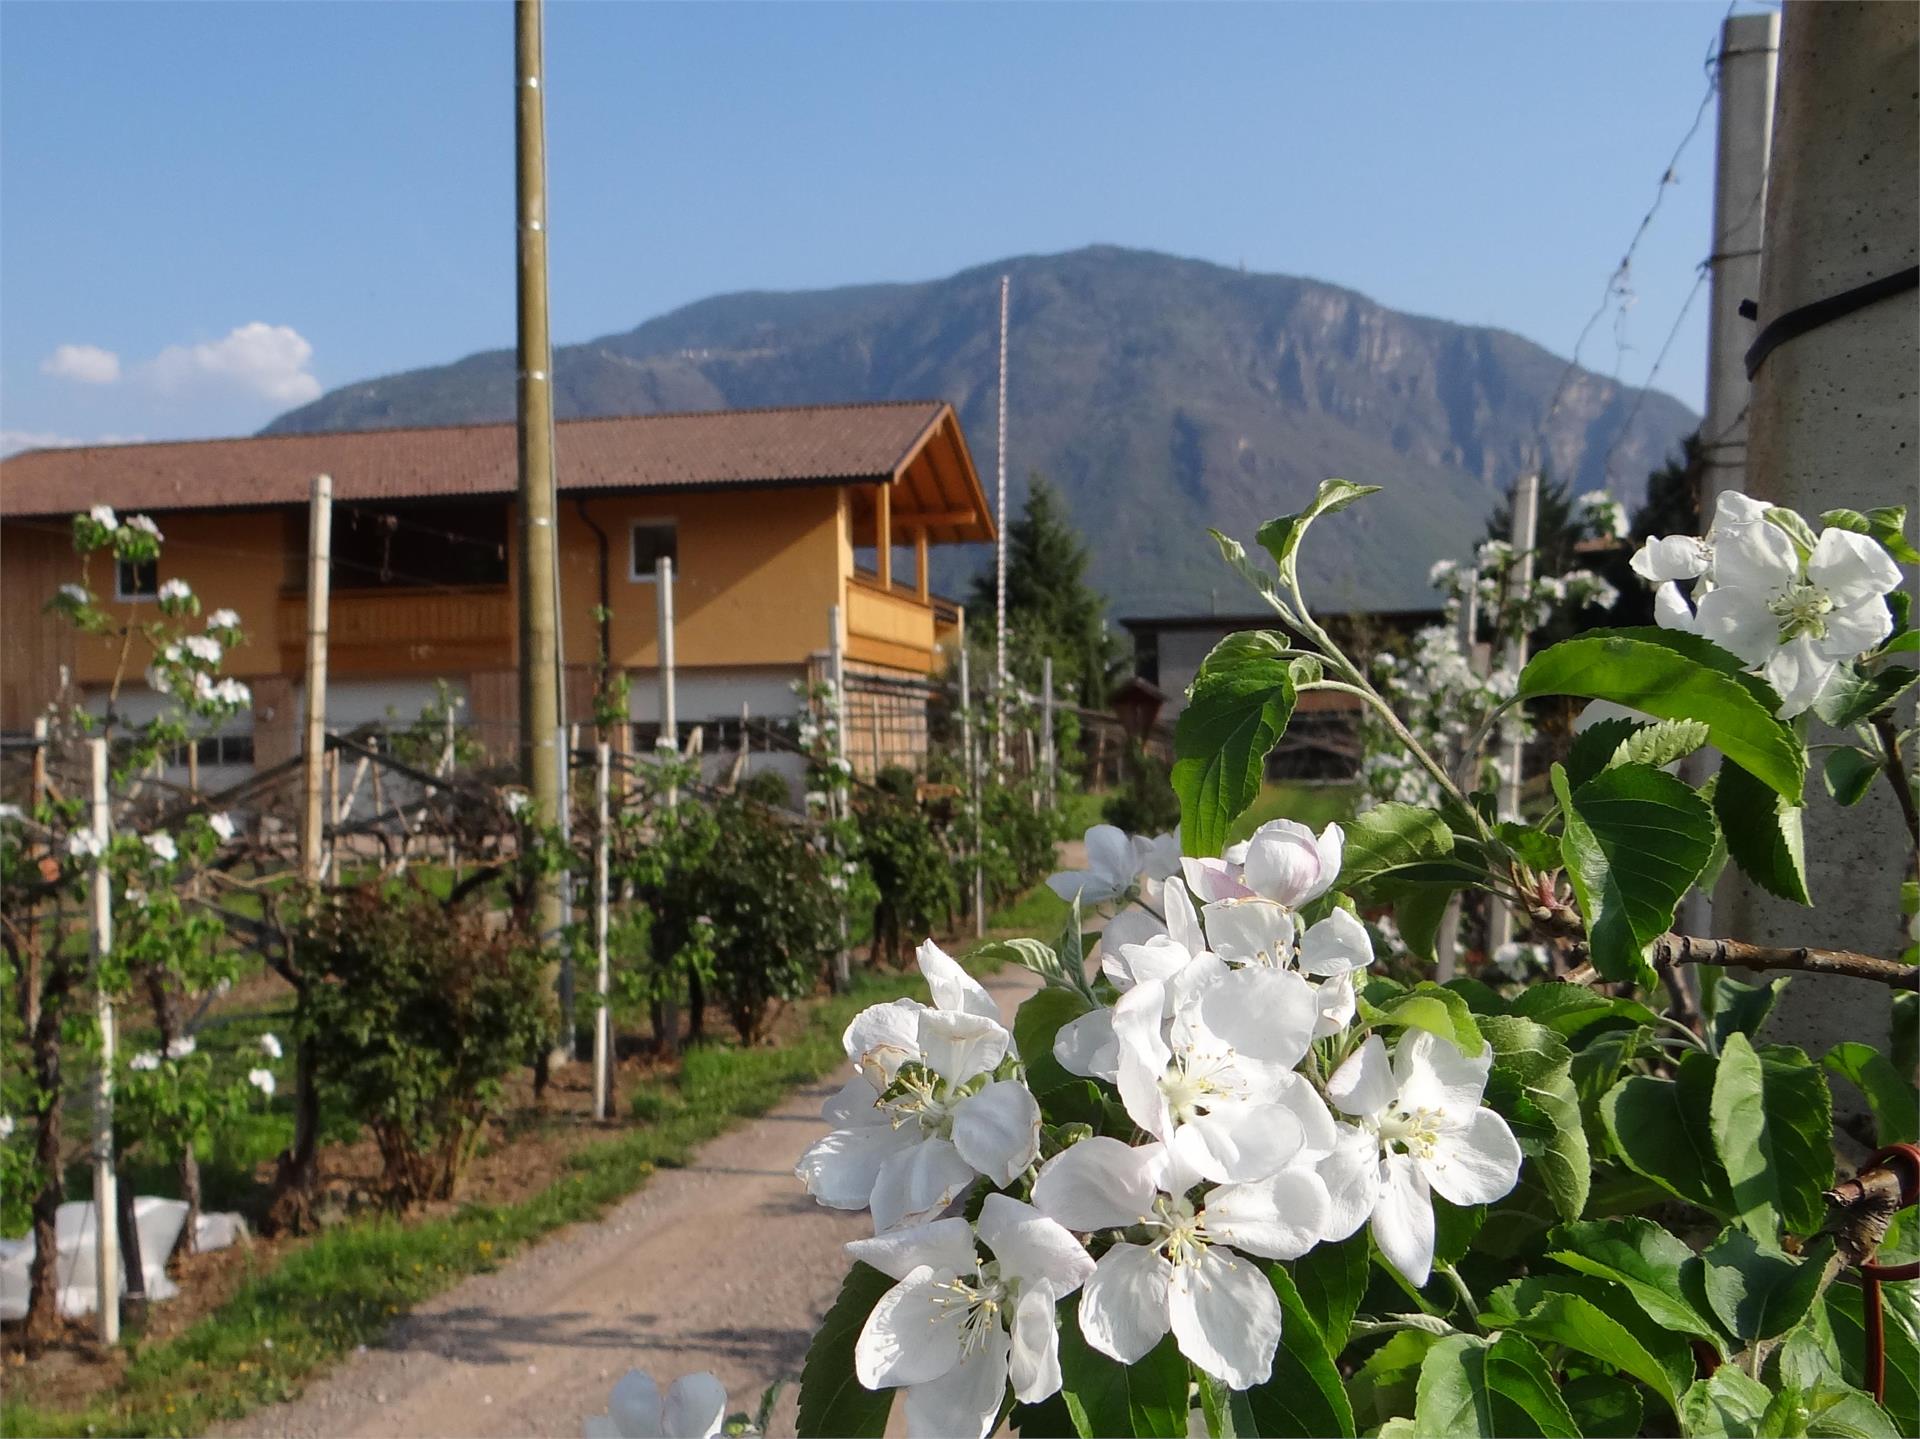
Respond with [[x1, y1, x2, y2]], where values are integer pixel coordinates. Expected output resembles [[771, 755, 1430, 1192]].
[[994, 274, 1010, 769], [300, 474, 332, 885], [87, 738, 119, 1342], [557, 722, 576, 1057], [25, 717, 47, 1036], [593, 739, 611, 1119], [828, 604, 851, 992], [1488, 478, 1539, 954], [876, 482, 892, 590], [1041, 656, 1055, 804], [1435, 569, 1478, 984], [655, 557, 681, 1052], [958, 611, 984, 937], [914, 527, 929, 604]]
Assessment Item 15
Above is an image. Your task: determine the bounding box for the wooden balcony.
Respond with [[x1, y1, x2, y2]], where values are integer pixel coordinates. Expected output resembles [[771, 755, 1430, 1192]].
[[277, 586, 512, 674], [845, 577, 938, 673]]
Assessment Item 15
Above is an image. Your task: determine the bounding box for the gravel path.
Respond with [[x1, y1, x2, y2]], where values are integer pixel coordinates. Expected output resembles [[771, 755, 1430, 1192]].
[[221, 962, 1045, 1439]]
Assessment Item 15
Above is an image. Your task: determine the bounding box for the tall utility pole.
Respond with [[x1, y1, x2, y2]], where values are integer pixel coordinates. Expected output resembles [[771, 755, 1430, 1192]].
[[87, 739, 118, 1342], [515, 0, 565, 1042], [300, 474, 332, 884], [993, 274, 1010, 769]]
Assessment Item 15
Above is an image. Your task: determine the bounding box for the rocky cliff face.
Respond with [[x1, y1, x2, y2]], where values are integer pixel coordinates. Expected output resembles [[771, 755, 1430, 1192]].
[[266, 246, 1697, 612]]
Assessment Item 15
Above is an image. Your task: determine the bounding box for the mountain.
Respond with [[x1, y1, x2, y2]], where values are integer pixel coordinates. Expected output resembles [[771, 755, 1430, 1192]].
[[264, 246, 1698, 614]]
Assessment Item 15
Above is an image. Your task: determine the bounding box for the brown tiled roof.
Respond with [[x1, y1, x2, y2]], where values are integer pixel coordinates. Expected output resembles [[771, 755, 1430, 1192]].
[[0, 401, 965, 518]]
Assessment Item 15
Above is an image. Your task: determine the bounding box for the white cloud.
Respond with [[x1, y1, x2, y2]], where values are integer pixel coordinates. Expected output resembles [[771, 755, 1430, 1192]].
[[144, 322, 321, 405], [41, 343, 122, 385], [0, 430, 145, 458]]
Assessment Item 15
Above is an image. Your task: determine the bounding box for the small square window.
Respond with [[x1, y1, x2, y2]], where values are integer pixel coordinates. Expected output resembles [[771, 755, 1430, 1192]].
[[630, 522, 677, 581], [116, 557, 158, 601]]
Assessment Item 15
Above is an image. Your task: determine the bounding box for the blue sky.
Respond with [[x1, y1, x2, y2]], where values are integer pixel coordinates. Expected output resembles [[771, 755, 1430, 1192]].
[[1, 1, 1762, 453]]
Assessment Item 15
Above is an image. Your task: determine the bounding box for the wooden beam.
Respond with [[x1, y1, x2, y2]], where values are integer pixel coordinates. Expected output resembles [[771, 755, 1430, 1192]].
[[876, 481, 892, 589], [915, 527, 930, 603], [893, 508, 981, 528]]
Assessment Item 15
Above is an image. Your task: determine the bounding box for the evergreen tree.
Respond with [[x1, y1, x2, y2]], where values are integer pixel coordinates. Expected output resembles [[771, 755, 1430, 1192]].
[[968, 475, 1119, 706]]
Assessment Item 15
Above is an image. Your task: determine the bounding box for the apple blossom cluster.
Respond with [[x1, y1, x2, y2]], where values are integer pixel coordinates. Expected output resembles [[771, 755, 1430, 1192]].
[[1631, 488, 1904, 717], [583, 1370, 731, 1439], [792, 821, 1522, 1439]]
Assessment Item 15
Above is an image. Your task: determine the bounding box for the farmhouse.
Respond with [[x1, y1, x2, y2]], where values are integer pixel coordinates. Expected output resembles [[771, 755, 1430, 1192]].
[[0, 401, 993, 781]]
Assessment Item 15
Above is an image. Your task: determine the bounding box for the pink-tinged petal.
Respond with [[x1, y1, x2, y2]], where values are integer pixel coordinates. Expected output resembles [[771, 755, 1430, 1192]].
[[1033, 1136, 1162, 1233], [1168, 1247, 1282, 1389], [1423, 1107, 1524, 1207], [1763, 634, 1837, 719], [1242, 819, 1329, 907], [950, 1081, 1041, 1186], [915, 939, 1001, 1024], [1713, 518, 1799, 594], [1078, 1243, 1173, 1364], [1326, 1034, 1396, 1119], [1201, 898, 1296, 967], [871, 1138, 977, 1232], [1203, 1168, 1331, 1259], [1052, 1007, 1118, 1081], [1695, 586, 1782, 667], [1196, 966, 1316, 1071], [1818, 597, 1895, 659], [607, 1371, 664, 1436], [1392, 1029, 1491, 1116], [1008, 1283, 1063, 1404], [1371, 1153, 1436, 1288], [979, 1193, 1095, 1297], [1298, 908, 1373, 977], [900, 1325, 1010, 1439], [1181, 856, 1253, 903], [857, 1264, 967, 1388], [1319, 1125, 1383, 1241], [915, 1009, 1010, 1085], [796, 1123, 912, 1211], [1808, 529, 1903, 609], [1653, 580, 1700, 633], [846, 1216, 978, 1282], [661, 1373, 729, 1439]]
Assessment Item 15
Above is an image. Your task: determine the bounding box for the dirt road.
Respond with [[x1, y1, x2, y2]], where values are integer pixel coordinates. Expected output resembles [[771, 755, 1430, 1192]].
[[222, 962, 1045, 1439]]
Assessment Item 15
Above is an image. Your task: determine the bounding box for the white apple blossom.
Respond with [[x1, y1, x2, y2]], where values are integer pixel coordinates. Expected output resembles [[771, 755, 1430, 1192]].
[[89, 505, 119, 531], [0, 804, 22, 823], [142, 831, 178, 865], [583, 1370, 728, 1439], [166, 1036, 197, 1060], [259, 1032, 283, 1060], [205, 607, 240, 630], [248, 1068, 276, 1097], [1046, 824, 1175, 906], [209, 812, 237, 842], [1034, 1137, 1328, 1389], [129, 1051, 161, 1073], [213, 677, 251, 708], [1321, 1031, 1523, 1287], [848, 1194, 1093, 1439], [66, 828, 105, 860], [1240, 818, 1343, 908], [157, 578, 192, 603], [57, 583, 91, 607], [504, 791, 531, 817], [125, 514, 162, 541], [183, 634, 223, 664], [0, 1114, 13, 1142]]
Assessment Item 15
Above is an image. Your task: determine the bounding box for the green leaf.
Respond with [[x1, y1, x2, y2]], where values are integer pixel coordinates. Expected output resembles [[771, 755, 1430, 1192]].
[[1013, 987, 1092, 1096], [1804, 1385, 1902, 1439], [1392, 886, 1456, 965], [1826, 1279, 1920, 1438], [1339, 804, 1461, 892], [1495, 821, 1562, 872], [1567, 715, 1652, 791], [1193, 629, 1299, 682], [1174, 651, 1297, 858], [1197, 1374, 1237, 1439], [1714, 1032, 1781, 1237], [1717, 760, 1812, 905], [1712, 1036, 1835, 1239], [1231, 1265, 1355, 1438], [1365, 982, 1483, 1056], [1484, 1276, 1690, 1413], [1289, 1232, 1368, 1355], [1561, 1374, 1643, 1439], [1554, 761, 1719, 985], [1519, 629, 1806, 799], [1823, 748, 1881, 807], [971, 936, 1059, 974], [1679, 1366, 1774, 1437], [1768, 505, 1822, 561], [1056, 1294, 1188, 1438], [1701, 969, 1788, 1051], [1815, 663, 1920, 728], [1479, 1014, 1590, 1222], [1826, 504, 1920, 565], [1545, 1216, 1723, 1345], [1609, 716, 1713, 771], [1209, 529, 1285, 609], [796, 1262, 897, 1438], [1601, 1051, 1734, 1214], [1410, 1333, 1581, 1438], [1754, 1045, 1835, 1234], [1011, 1394, 1077, 1439], [1509, 983, 1660, 1040], [1254, 479, 1382, 594], [1823, 1042, 1919, 1145], [1347, 1330, 1439, 1432], [1702, 1230, 1834, 1342]]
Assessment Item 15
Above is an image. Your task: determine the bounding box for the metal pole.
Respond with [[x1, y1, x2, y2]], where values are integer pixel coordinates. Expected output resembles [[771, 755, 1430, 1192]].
[[828, 604, 851, 991], [557, 722, 575, 1057], [958, 610, 985, 937], [88, 738, 119, 1341], [593, 739, 611, 1120], [1041, 656, 1055, 804], [1435, 568, 1478, 983], [993, 274, 1009, 770], [300, 474, 332, 884], [515, 0, 566, 1060], [1488, 476, 1539, 953], [655, 556, 677, 752]]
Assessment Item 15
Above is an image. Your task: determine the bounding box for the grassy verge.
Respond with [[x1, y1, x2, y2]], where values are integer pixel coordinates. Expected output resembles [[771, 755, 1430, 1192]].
[[1224, 780, 1357, 843], [2, 967, 937, 1439]]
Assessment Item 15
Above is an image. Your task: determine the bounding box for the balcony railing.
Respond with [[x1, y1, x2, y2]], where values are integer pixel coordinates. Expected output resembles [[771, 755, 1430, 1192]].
[[277, 586, 511, 669]]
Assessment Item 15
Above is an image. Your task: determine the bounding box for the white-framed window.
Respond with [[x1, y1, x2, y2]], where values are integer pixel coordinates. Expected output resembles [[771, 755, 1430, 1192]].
[[116, 556, 159, 601], [629, 520, 678, 581]]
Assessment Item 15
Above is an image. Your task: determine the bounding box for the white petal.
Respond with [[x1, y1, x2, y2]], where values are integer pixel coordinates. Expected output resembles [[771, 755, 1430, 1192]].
[[1200, 898, 1296, 967], [1008, 1283, 1063, 1404], [1085, 824, 1137, 887], [584, 1417, 621, 1439], [1713, 518, 1799, 593], [846, 1216, 978, 1282], [1096, 905, 1167, 971], [1298, 908, 1374, 977], [858, 1265, 966, 1389], [1047, 869, 1121, 906], [1032, 1136, 1162, 1233], [1371, 1153, 1436, 1288], [1763, 634, 1837, 718], [1312, 823, 1345, 899], [1168, 1247, 1282, 1389], [1180, 856, 1253, 903], [1393, 1029, 1490, 1117], [1052, 1007, 1118, 1080], [1818, 597, 1895, 659], [1179, 1097, 1305, 1183], [661, 1373, 730, 1439], [871, 1138, 978, 1232], [1312, 972, 1357, 1039], [916, 939, 1002, 1025], [950, 1081, 1041, 1186], [1078, 1242, 1173, 1364], [1270, 1070, 1340, 1160], [1319, 1125, 1383, 1242], [796, 1124, 912, 1211], [822, 1073, 886, 1127], [978, 1193, 1095, 1296], [1808, 528, 1903, 609], [844, 999, 928, 1078], [1132, 831, 1183, 883], [1422, 1107, 1523, 1207], [1203, 1168, 1331, 1260], [1165, 951, 1231, 1016], [1112, 981, 1174, 1141], [1632, 534, 1711, 583], [1712, 489, 1771, 532], [1112, 934, 1198, 990], [901, 1326, 1009, 1439], [1195, 966, 1316, 1071], [608, 1371, 664, 1437], [915, 1009, 1011, 1085], [1243, 819, 1329, 907], [1326, 1034, 1395, 1119], [1163, 877, 1206, 953], [1653, 580, 1700, 633], [1695, 586, 1782, 667]]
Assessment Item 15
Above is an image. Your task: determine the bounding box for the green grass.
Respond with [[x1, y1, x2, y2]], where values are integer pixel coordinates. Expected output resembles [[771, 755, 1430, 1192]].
[[2, 968, 939, 1439], [985, 882, 1070, 938], [1224, 780, 1358, 844]]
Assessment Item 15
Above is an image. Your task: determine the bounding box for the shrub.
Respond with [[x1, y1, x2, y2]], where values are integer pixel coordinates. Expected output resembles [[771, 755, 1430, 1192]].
[[1100, 740, 1180, 836], [293, 883, 552, 1208], [855, 791, 958, 967], [739, 768, 794, 809]]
